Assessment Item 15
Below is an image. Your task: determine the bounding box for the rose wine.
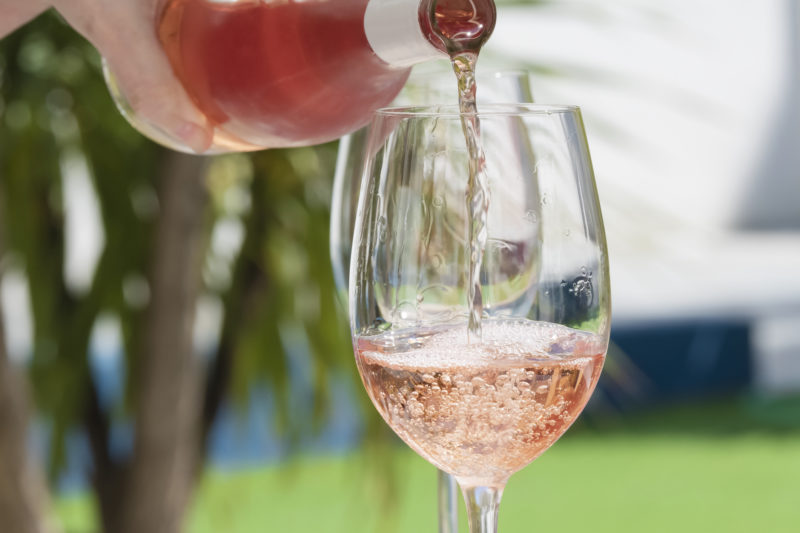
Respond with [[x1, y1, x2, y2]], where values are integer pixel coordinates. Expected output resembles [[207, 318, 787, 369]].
[[355, 319, 604, 487]]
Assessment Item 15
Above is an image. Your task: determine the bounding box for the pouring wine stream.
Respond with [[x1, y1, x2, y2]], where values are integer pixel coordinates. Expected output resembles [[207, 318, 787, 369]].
[[426, 0, 496, 341]]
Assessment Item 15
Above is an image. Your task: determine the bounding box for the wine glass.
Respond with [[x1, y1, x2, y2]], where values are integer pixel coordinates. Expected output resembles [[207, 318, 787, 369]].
[[330, 71, 533, 533], [349, 104, 610, 533]]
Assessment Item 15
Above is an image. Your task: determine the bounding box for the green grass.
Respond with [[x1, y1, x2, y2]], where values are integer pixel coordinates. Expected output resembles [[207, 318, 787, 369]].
[[56, 396, 800, 533]]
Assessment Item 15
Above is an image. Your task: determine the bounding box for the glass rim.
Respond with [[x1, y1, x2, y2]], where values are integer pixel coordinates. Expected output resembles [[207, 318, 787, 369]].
[[374, 103, 580, 118]]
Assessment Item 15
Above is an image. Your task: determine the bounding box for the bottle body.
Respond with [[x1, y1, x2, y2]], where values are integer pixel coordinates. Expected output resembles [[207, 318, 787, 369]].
[[161, 0, 418, 151], [107, 0, 452, 153]]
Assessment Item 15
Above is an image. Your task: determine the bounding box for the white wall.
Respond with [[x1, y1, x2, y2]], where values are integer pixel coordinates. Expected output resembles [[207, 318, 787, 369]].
[[480, 0, 800, 326], [488, 0, 794, 231]]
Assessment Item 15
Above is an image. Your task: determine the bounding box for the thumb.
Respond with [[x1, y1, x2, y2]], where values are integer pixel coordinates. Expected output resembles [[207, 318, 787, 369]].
[[102, 54, 212, 154], [53, 0, 213, 153]]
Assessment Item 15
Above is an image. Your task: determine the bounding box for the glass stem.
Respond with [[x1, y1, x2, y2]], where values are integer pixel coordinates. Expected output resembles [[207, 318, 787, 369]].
[[437, 470, 459, 533], [461, 484, 504, 533]]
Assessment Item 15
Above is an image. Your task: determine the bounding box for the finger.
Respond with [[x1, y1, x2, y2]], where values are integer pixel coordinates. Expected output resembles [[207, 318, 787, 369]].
[[53, 0, 213, 153], [0, 0, 49, 39]]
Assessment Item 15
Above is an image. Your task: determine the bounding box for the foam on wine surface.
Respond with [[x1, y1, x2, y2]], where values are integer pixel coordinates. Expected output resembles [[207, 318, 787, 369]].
[[355, 319, 605, 487]]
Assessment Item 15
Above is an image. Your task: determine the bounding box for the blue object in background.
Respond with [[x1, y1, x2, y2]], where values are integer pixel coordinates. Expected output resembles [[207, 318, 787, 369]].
[[595, 320, 752, 411]]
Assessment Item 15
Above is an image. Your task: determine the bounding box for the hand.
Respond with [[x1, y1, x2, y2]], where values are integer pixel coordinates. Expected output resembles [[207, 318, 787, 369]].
[[50, 0, 212, 153], [0, 0, 49, 38]]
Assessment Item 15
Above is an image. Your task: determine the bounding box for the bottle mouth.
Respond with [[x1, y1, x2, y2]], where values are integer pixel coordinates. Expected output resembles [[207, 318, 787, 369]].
[[419, 0, 498, 55], [374, 103, 580, 118]]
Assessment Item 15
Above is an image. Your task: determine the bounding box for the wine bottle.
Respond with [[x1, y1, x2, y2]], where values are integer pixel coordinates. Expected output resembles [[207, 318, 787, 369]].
[[106, 0, 494, 154]]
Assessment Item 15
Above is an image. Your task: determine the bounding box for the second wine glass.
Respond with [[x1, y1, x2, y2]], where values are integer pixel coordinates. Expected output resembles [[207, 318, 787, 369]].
[[330, 70, 533, 301]]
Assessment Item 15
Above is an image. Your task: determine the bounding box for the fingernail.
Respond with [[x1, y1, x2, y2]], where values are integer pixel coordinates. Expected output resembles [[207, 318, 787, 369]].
[[176, 122, 212, 154]]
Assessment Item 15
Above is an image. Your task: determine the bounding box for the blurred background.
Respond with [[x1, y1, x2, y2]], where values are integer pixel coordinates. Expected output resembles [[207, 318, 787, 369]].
[[0, 0, 798, 532]]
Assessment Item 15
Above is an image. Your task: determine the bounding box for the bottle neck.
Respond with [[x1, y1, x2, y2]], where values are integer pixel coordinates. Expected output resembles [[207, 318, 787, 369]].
[[364, 0, 447, 67]]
